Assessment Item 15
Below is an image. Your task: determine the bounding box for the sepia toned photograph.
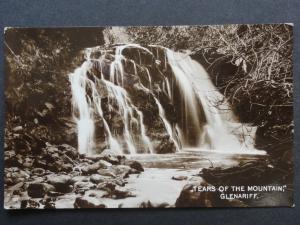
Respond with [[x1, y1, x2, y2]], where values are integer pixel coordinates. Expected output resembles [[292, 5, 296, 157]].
[[4, 24, 293, 209]]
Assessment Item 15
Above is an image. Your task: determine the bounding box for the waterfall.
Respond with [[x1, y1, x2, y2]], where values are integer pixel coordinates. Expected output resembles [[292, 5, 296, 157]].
[[69, 43, 260, 155], [165, 49, 255, 152], [154, 97, 180, 151]]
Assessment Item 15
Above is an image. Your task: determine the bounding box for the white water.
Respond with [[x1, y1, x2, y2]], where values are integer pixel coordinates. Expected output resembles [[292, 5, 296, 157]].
[[154, 97, 180, 151], [166, 49, 259, 153], [70, 44, 263, 155], [69, 45, 155, 154]]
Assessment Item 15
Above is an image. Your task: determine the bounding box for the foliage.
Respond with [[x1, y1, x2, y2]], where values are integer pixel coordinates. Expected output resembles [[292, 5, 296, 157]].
[[5, 28, 105, 120]]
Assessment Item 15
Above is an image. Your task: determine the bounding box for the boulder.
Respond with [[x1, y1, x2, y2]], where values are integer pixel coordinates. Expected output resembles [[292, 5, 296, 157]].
[[113, 165, 133, 179], [81, 160, 109, 175], [90, 174, 107, 184], [175, 183, 206, 207], [46, 174, 73, 193], [100, 149, 120, 164], [125, 160, 144, 172], [74, 196, 106, 208], [27, 182, 55, 198], [103, 186, 135, 199]]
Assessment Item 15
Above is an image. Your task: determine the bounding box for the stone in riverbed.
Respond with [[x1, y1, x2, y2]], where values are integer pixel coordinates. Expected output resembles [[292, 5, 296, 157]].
[[90, 174, 108, 184], [175, 183, 204, 207], [74, 196, 106, 208], [27, 182, 55, 198], [172, 175, 188, 181], [74, 181, 96, 191], [97, 168, 117, 178], [20, 199, 40, 209], [99, 149, 120, 165], [81, 160, 110, 175], [125, 160, 144, 172], [46, 174, 73, 193], [103, 186, 135, 199], [112, 165, 133, 179]]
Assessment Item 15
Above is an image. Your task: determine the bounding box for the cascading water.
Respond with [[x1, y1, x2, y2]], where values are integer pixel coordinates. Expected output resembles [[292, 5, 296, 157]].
[[166, 49, 249, 151], [69, 43, 261, 155], [154, 97, 180, 151]]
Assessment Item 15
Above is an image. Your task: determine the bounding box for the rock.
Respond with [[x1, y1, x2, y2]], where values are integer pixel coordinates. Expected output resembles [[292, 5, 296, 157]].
[[82, 160, 109, 175], [125, 160, 144, 172], [97, 181, 117, 192], [74, 196, 106, 208], [32, 168, 46, 176], [20, 199, 40, 209], [23, 157, 34, 168], [60, 163, 73, 173], [43, 197, 56, 209], [33, 159, 47, 169], [175, 180, 246, 207], [175, 183, 205, 207], [47, 174, 73, 193], [71, 176, 88, 183], [58, 144, 78, 159], [103, 186, 135, 199], [74, 181, 96, 190], [97, 168, 116, 178], [113, 165, 132, 179], [172, 175, 188, 181], [90, 174, 107, 184], [100, 149, 120, 164], [13, 126, 23, 132], [27, 182, 55, 198]]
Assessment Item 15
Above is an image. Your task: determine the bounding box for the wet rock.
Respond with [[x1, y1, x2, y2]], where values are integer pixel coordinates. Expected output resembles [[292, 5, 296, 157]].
[[175, 179, 246, 207], [86, 190, 107, 198], [27, 182, 55, 198], [155, 138, 176, 154], [74, 181, 96, 191], [43, 197, 56, 209], [100, 149, 120, 164], [82, 160, 109, 175], [172, 175, 188, 181], [125, 160, 144, 172], [20, 199, 40, 209], [47, 174, 73, 193], [175, 183, 205, 207], [90, 174, 107, 184], [97, 168, 116, 178], [71, 176, 88, 183], [97, 181, 117, 192], [112, 165, 132, 179], [103, 186, 135, 199], [74, 196, 106, 208]]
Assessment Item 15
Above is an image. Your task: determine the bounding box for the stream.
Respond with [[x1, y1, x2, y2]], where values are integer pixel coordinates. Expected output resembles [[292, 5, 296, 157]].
[[99, 149, 266, 208]]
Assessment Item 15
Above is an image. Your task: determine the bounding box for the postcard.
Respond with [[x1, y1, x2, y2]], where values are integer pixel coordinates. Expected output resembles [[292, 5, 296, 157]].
[[4, 24, 293, 208]]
